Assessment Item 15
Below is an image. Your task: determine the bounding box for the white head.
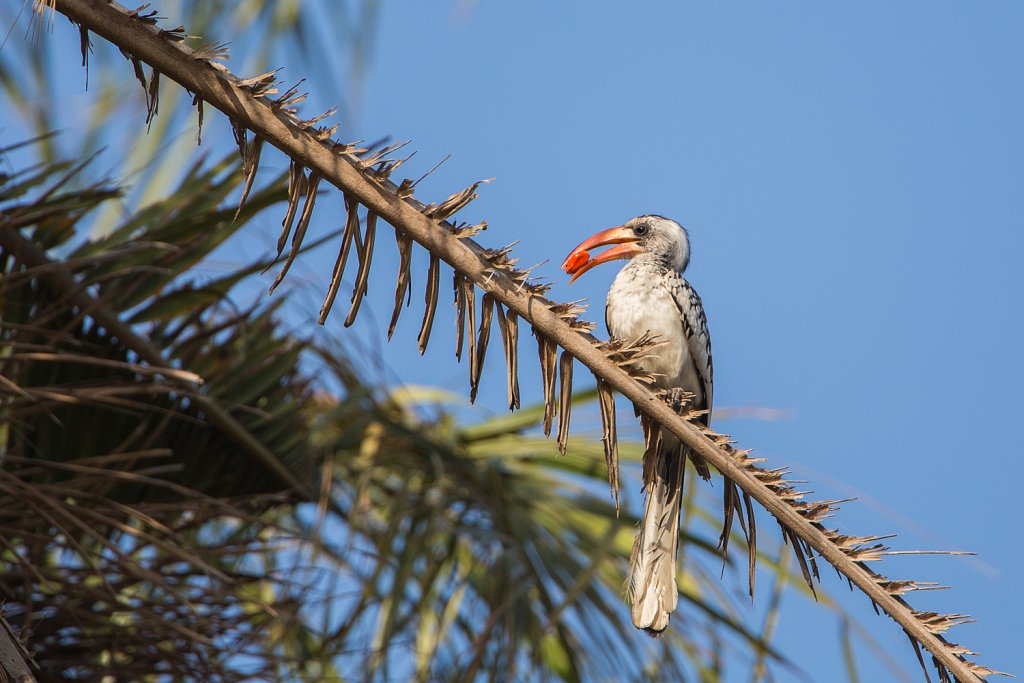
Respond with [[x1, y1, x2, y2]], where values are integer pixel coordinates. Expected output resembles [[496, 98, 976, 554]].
[[561, 214, 692, 282], [622, 215, 691, 272]]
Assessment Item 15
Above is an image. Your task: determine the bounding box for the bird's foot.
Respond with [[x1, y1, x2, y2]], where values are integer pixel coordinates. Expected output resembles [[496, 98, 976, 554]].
[[663, 388, 693, 415]]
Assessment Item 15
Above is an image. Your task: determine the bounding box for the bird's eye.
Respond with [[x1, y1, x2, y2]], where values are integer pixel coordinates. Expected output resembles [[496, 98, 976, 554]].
[[633, 224, 649, 237]]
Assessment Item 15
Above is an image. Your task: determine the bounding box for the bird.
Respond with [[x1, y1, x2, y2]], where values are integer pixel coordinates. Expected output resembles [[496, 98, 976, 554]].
[[560, 215, 713, 635]]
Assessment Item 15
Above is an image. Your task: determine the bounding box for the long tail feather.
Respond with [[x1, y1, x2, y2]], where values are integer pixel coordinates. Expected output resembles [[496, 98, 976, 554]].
[[628, 436, 687, 634]]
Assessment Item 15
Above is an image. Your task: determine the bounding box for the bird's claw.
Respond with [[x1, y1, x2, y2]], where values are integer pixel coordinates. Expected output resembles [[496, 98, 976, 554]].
[[662, 388, 692, 414]]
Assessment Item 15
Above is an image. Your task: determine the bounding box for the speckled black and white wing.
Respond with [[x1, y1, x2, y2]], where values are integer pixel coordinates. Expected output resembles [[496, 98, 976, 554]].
[[663, 273, 713, 424]]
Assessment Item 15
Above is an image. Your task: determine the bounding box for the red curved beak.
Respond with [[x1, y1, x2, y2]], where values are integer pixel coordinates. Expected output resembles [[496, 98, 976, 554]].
[[560, 226, 644, 284]]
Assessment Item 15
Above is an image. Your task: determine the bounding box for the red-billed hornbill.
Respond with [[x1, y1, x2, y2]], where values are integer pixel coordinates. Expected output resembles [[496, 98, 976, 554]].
[[561, 215, 713, 634]]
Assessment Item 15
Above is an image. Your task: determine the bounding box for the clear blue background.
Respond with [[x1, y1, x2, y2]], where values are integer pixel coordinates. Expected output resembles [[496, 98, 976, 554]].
[[7, 1, 1022, 680]]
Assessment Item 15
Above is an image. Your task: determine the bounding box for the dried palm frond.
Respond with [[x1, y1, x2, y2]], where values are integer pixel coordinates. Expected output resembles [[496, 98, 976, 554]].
[[270, 170, 321, 294], [387, 227, 414, 339], [27, 3, 1003, 678], [464, 279, 477, 380], [145, 67, 160, 127], [271, 159, 307, 268], [234, 134, 264, 220], [470, 293, 495, 403], [453, 271, 467, 360], [556, 350, 574, 455], [345, 209, 378, 327], [536, 329, 559, 437], [421, 178, 492, 222], [595, 378, 620, 512], [493, 303, 521, 410], [417, 254, 440, 353], [319, 193, 363, 323]]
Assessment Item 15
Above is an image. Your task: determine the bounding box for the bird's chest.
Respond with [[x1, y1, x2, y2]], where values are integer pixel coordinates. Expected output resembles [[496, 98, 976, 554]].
[[606, 269, 693, 391]]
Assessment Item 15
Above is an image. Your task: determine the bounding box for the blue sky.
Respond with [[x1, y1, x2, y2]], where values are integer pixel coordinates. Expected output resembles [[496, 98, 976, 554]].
[[5, 1, 1023, 680]]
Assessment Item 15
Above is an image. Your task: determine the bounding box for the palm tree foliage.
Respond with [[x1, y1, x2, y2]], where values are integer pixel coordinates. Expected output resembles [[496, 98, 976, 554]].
[[0, 138, 812, 681], [0, 142, 317, 680]]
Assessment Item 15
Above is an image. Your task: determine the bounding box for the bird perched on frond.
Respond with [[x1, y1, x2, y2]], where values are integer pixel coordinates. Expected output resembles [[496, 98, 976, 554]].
[[561, 215, 713, 635]]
